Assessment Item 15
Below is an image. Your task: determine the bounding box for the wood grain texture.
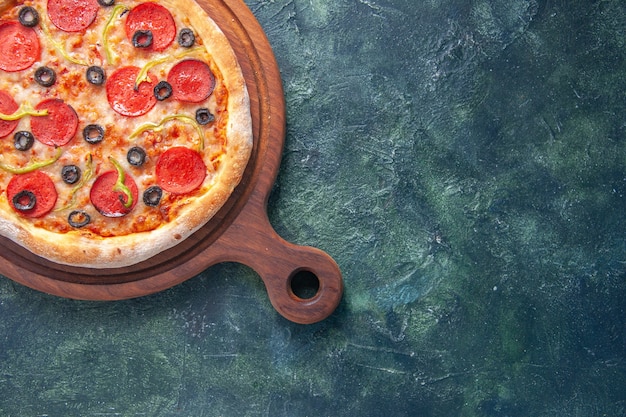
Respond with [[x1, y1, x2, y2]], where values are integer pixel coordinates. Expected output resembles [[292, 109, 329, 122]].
[[0, 0, 343, 324]]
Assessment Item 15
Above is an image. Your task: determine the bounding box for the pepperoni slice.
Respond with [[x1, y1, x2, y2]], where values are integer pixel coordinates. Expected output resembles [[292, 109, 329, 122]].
[[125, 2, 176, 52], [0, 21, 40, 72], [7, 171, 58, 218], [0, 91, 19, 138], [156, 147, 207, 194], [106, 66, 158, 117], [30, 99, 78, 146], [47, 0, 100, 32], [90, 170, 139, 217], [167, 59, 215, 103]]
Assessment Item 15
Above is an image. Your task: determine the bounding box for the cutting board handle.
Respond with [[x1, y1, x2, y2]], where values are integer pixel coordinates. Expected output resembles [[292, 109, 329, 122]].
[[210, 198, 343, 324], [0, 0, 344, 317]]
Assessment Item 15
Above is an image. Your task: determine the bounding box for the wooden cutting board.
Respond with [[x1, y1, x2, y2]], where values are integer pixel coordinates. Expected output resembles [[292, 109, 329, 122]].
[[0, 0, 343, 324]]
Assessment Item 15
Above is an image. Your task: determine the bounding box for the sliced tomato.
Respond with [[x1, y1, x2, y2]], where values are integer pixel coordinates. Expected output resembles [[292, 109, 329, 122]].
[[156, 147, 207, 194], [167, 59, 215, 103], [125, 2, 176, 52], [0, 21, 40, 72], [47, 0, 100, 32], [7, 171, 58, 218], [0, 90, 19, 138], [106, 66, 158, 117], [30, 99, 78, 146], [90, 170, 139, 217]]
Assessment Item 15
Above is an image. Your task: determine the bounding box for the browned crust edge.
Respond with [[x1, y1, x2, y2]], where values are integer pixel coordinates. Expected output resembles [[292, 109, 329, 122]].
[[0, 0, 253, 268]]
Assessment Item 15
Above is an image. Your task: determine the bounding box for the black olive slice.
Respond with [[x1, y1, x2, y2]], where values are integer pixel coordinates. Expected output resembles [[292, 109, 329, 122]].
[[61, 165, 81, 185], [195, 108, 214, 125], [86, 66, 106, 85], [127, 146, 147, 166], [18, 6, 39, 27], [153, 81, 172, 101], [143, 186, 162, 207], [34, 66, 56, 87], [68, 210, 91, 228], [14, 131, 34, 151], [177, 28, 195, 48], [13, 190, 36, 211], [97, 0, 115, 6], [83, 124, 105, 144], [132, 30, 153, 48]]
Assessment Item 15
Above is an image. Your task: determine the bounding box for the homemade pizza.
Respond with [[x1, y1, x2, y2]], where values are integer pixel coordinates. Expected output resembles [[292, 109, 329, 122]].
[[0, 0, 253, 268]]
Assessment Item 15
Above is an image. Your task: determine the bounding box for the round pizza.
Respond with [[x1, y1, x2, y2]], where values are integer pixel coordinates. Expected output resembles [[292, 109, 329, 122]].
[[0, 0, 253, 268]]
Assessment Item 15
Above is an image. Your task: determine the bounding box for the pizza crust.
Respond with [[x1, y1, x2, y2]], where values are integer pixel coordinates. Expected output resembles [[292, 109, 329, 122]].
[[0, 0, 253, 268]]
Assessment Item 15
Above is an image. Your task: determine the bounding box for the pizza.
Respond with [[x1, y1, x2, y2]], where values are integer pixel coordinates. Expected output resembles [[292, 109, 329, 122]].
[[0, 0, 253, 268]]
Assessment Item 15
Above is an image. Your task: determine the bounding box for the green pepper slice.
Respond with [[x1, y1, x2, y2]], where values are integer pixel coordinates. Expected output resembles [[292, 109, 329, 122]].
[[130, 114, 206, 151], [0, 103, 48, 121], [103, 5, 129, 65], [109, 156, 133, 209], [0, 147, 62, 174], [55, 154, 94, 211]]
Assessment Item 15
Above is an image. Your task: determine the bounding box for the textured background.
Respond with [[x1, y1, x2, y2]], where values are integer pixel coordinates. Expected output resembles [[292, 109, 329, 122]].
[[2, 0, 626, 416]]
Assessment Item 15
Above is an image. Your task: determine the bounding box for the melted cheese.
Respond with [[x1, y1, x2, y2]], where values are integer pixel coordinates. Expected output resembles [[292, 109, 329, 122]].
[[0, 0, 228, 237]]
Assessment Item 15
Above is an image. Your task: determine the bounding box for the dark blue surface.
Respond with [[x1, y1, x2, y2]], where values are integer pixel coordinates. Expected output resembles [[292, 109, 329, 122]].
[[1, 0, 626, 415]]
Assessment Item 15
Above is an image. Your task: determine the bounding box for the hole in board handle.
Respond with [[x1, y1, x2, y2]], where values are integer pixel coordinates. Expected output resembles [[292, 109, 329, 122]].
[[289, 270, 320, 300]]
